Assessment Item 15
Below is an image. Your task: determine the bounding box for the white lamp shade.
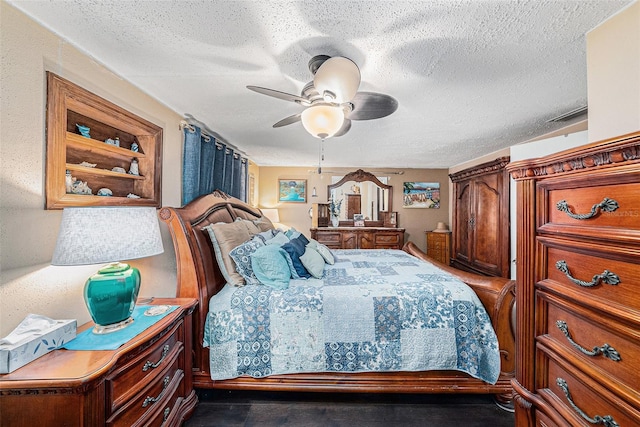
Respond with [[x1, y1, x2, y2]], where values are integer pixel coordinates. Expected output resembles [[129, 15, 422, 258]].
[[301, 104, 345, 139], [260, 208, 280, 224], [52, 207, 164, 266], [313, 56, 361, 103]]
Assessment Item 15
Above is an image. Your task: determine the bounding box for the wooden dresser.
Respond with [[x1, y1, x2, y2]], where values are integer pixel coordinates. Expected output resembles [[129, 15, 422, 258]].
[[311, 227, 405, 250], [0, 298, 198, 427], [449, 157, 510, 278], [507, 132, 640, 426], [425, 231, 451, 265]]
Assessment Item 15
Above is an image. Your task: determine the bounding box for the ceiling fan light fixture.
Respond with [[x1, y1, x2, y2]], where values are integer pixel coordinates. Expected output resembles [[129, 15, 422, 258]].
[[314, 57, 361, 103], [301, 104, 345, 139]]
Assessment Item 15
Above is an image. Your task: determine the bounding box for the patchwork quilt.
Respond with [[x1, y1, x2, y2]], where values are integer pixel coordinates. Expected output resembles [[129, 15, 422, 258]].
[[204, 249, 500, 384]]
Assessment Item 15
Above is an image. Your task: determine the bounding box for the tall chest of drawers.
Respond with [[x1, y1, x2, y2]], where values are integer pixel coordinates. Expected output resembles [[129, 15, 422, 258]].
[[507, 132, 640, 426]]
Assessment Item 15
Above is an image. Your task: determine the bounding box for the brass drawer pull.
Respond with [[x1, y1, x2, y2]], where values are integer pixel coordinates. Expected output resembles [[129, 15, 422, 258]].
[[142, 376, 170, 407], [555, 260, 620, 288], [143, 344, 170, 371], [556, 321, 621, 361], [556, 197, 618, 220], [556, 378, 619, 427]]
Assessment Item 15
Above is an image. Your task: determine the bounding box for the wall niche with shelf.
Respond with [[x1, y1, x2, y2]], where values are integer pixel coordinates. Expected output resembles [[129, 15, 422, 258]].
[[46, 72, 162, 209]]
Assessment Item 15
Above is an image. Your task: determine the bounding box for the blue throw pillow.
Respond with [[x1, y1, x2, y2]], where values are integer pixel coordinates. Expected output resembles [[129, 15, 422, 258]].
[[281, 238, 311, 279], [250, 245, 291, 289]]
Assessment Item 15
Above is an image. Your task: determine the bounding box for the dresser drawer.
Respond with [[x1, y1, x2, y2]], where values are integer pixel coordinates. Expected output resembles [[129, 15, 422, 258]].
[[107, 361, 183, 427], [540, 243, 640, 315], [539, 292, 640, 400], [541, 356, 640, 426], [107, 322, 183, 412], [539, 174, 640, 241], [375, 233, 400, 244]]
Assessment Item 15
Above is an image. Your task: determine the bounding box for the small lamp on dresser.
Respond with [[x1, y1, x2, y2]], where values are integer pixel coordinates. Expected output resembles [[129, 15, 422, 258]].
[[52, 206, 164, 334]]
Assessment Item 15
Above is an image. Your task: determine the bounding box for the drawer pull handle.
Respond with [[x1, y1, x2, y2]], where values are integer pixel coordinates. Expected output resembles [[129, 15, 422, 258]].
[[555, 260, 620, 288], [143, 344, 170, 371], [162, 407, 171, 425], [556, 321, 621, 361], [556, 378, 619, 427], [556, 198, 619, 220], [142, 376, 170, 407]]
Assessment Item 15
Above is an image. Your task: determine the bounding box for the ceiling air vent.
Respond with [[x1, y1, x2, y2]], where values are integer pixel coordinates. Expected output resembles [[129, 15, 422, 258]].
[[547, 106, 588, 123]]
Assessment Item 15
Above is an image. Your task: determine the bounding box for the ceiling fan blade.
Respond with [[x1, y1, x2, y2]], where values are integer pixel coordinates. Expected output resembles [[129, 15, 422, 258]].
[[247, 85, 310, 105], [347, 92, 398, 120], [334, 119, 351, 137], [273, 113, 302, 128]]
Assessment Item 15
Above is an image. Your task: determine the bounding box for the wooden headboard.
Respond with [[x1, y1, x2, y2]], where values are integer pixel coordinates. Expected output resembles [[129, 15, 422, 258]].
[[158, 191, 263, 372]]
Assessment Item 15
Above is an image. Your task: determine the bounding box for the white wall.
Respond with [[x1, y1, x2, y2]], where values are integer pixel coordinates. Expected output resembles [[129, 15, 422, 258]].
[[0, 3, 183, 336], [508, 130, 589, 278], [587, 1, 640, 142]]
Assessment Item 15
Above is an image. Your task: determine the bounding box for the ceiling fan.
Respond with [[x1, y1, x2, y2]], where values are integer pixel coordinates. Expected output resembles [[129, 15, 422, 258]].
[[247, 55, 398, 139]]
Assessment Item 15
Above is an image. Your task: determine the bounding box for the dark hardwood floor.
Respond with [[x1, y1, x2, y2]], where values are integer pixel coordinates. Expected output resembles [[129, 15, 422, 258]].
[[185, 390, 514, 426]]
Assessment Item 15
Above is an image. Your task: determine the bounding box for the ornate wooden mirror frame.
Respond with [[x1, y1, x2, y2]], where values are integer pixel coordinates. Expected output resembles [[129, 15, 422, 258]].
[[327, 169, 393, 227]]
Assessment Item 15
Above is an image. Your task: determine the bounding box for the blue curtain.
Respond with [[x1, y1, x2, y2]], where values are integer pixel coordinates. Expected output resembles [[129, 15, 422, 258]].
[[182, 124, 248, 205]]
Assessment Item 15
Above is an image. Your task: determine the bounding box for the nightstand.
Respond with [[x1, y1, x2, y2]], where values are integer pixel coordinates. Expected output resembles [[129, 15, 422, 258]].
[[0, 298, 198, 427], [425, 231, 451, 265]]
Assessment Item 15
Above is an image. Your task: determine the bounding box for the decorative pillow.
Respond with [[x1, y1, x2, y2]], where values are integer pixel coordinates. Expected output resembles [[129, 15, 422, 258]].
[[295, 233, 310, 246], [250, 245, 291, 289], [254, 229, 276, 244], [284, 227, 300, 239], [202, 221, 253, 286], [281, 237, 311, 278], [315, 242, 335, 265], [229, 236, 265, 285], [253, 215, 275, 232], [300, 246, 325, 279], [265, 231, 290, 246], [234, 217, 261, 235]]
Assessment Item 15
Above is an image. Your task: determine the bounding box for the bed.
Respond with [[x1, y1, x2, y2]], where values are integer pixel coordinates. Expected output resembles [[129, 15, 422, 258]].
[[159, 191, 516, 405]]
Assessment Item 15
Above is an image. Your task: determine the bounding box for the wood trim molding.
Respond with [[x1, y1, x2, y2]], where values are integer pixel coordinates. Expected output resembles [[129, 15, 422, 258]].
[[449, 157, 510, 182], [506, 131, 640, 180]]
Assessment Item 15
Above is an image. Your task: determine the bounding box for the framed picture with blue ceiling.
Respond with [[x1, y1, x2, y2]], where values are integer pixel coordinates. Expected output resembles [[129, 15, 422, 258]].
[[278, 179, 307, 203]]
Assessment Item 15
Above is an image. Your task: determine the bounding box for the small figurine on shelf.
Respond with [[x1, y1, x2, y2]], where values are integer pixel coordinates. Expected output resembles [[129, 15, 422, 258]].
[[70, 178, 92, 195], [105, 138, 115, 145], [97, 188, 113, 196], [128, 158, 139, 176], [65, 170, 73, 193], [76, 124, 90, 138], [130, 142, 139, 152], [114, 137, 120, 147], [126, 193, 141, 198]]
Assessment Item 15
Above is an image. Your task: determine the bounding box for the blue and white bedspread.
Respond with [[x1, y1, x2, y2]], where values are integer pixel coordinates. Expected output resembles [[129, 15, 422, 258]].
[[204, 249, 500, 384]]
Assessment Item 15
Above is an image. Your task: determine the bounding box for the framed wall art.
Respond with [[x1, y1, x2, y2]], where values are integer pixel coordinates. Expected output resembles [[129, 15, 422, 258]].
[[402, 182, 440, 208], [278, 179, 307, 203]]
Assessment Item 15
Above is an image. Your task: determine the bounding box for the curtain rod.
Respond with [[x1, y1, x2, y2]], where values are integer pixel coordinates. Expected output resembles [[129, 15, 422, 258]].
[[179, 119, 248, 158]]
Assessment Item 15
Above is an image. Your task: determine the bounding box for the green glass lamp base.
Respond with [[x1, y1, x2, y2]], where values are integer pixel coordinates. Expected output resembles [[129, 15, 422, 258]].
[[85, 262, 141, 334]]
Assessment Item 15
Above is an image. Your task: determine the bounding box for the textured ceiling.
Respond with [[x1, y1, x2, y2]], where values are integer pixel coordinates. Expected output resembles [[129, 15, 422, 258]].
[[8, 0, 634, 168]]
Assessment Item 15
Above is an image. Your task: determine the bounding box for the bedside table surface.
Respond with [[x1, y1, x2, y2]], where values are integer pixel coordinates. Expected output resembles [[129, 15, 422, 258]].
[[0, 298, 197, 385]]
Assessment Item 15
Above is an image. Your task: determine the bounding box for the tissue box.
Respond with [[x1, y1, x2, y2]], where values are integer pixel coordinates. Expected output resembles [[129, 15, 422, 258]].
[[0, 319, 76, 374]]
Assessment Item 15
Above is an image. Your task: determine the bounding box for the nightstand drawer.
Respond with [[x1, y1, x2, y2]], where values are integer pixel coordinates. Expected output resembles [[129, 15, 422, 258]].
[[107, 361, 183, 427], [107, 322, 183, 412]]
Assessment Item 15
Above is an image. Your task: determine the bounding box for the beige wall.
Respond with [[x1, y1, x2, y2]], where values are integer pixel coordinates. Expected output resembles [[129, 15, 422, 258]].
[[587, 1, 640, 142], [257, 167, 450, 252], [0, 4, 184, 336]]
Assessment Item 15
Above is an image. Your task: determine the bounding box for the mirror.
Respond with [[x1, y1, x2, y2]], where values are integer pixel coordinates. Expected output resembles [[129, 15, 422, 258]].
[[328, 169, 393, 226]]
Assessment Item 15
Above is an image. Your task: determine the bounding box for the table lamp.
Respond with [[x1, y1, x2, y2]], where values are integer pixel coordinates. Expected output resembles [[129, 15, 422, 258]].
[[52, 207, 164, 334]]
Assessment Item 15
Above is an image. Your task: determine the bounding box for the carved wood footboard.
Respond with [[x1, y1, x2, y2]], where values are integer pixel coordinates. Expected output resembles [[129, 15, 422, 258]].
[[159, 192, 515, 401]]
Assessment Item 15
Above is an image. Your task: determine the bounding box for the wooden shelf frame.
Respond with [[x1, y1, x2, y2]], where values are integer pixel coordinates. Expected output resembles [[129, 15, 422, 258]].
[[46, 72, 162, 209]]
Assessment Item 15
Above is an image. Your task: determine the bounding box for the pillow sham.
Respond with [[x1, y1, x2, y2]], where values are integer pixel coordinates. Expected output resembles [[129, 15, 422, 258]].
[[253, 215, 275, 232], [203, 221, 253, 286], [234, 217, 261, 235], [229, 236, 265, 285], [250, 245, 291, 289], [300, 246, 325, 279], [281, 237, 311, 278], [306, 239, 335, 264], [265, 231, 290, 246]]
